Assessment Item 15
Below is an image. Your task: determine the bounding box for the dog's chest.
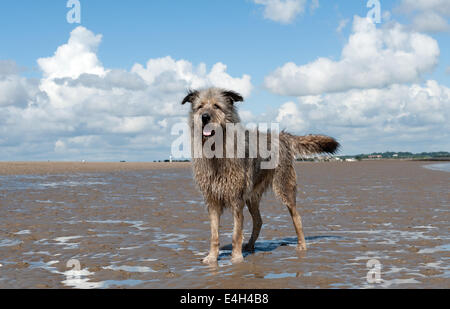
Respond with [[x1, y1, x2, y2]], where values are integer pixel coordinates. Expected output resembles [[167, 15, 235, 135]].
[[193, 159, 248, 200]]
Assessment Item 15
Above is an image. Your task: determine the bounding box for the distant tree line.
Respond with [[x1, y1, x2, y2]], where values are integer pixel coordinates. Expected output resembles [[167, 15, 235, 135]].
[[339, 152, 450, 161]]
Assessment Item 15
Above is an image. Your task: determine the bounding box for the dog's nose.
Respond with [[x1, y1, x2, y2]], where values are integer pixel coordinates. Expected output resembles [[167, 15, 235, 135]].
[[202, 113, 211, 124]]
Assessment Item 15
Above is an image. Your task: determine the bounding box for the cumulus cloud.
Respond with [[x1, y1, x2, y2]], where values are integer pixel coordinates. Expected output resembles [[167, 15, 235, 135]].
[[0, 75, 39, 108], [398, 0, 450, 13], [411, 11, 450, 33], [276, 101, 307, 131], [0, 26, 253, 161], [38, 26, 105, 79], [264, 16, 440, 96], [0, 60, 44, 108], [131, 58, 252, 98], [54, 70, 148, 91], [0, 60, 21, 76], [253, 0, 308, 24], [276, 80, 450, 153], [397, 0, 450, 33]]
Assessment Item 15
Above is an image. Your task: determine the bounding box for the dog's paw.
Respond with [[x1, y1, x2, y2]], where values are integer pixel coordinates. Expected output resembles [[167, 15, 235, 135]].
[[243, 243, 255, 252], [231, 255, 244, 264], [296, 243, 307, 251], [202, 255, 218, 265]]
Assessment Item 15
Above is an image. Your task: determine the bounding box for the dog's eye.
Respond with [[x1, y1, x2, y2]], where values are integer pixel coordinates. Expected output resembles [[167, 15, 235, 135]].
[[214, 104, 222, 110], [195, 105, 204, 111]]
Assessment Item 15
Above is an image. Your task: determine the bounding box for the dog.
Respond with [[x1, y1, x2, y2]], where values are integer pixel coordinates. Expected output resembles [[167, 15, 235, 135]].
[[182, 87, 339, 264]]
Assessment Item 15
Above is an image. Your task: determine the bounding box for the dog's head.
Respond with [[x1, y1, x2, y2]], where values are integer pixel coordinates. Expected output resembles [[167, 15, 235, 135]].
[[182, 88, 244, 140]]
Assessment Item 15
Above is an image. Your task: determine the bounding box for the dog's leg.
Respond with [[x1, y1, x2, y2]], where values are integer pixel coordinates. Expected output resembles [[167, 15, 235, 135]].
[[273, 174, 307, 251], [203, 205, 222, 264], [244, 198, 262, 252], [231, 200, 245, 264], [286, 201, 307, 251]]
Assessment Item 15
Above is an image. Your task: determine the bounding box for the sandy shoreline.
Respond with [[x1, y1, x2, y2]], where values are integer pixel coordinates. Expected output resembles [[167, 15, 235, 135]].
[[0, 160, 449, 288], [0, 160, 445, 176], [0, 162, 192, 176]]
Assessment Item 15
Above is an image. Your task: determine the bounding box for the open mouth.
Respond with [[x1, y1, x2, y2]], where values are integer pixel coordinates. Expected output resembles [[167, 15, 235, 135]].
[[203, 127, 216, 138]]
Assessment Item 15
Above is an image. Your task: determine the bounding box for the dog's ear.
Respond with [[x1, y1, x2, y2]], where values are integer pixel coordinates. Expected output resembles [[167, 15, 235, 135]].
[[181, 90, 199, 105], [222, 90, 244, 104]]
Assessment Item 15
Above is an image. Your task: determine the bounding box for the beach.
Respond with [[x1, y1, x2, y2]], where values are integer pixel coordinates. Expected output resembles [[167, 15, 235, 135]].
[[0, 161, 448, 289]]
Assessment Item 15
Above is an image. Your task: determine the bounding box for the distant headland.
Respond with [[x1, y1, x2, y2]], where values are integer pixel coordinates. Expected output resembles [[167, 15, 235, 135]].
[[337, 152, 450, 162]]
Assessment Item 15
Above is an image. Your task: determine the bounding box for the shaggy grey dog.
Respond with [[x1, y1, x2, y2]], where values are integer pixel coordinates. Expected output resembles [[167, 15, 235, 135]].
[[182, 88, 339, 264]]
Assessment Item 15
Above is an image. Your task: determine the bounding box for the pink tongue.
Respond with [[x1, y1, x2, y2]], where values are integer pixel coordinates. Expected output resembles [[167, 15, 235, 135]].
[[203, 128, 213, 136]]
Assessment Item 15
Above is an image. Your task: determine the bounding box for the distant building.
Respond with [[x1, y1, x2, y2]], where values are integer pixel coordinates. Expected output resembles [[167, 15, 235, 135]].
[[368, 155, 382, 159], [311, 155, 342, 162]]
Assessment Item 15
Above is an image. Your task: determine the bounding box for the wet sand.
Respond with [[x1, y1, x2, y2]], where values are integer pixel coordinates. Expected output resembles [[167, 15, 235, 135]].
[[0, 161, 448, 289], [0, 162, 190, 176]]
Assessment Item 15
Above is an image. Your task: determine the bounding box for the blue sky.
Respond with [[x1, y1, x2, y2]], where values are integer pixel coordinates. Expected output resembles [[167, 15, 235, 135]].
[[0, 0, 449, 161]]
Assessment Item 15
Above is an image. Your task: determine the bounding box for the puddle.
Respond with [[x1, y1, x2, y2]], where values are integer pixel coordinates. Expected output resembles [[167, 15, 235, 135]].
[[265, 273, 298, 279]]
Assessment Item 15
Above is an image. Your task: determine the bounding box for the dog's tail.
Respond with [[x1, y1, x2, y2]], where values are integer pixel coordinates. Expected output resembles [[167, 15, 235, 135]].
[[282, 132, 340, 156]]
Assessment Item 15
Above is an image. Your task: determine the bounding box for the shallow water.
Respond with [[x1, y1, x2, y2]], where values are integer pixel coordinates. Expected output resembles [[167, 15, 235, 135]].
[[0, 161, 448, 289], [424, 162, 450, 173]]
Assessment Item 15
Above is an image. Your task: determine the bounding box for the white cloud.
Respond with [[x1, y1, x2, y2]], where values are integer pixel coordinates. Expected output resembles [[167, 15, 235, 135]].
[[276, 80, 450, 153], [54, 140, 67, 153], [276, 101, 307, 131], [336, 18, 349, 33], [38, 26, 105, 79], [0, 76, 40, 108], [253, 0, 307, 24], [446, 66, 450, 74], [398, 0, 450, 15], [264, 16, 440, 96], [0, 26, 253, 161], [397, 0, 450, 33], [411, 11, 450, 33], [0, 60, 21, 76], [0, 60, 44, 108], [132, 58, 252, 98], [206, 63, 252, 98]]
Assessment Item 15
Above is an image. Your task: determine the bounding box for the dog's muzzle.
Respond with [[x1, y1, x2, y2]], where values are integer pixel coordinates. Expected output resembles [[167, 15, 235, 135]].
[[202, 114, 211, 125], [202, 113, 215, 137]]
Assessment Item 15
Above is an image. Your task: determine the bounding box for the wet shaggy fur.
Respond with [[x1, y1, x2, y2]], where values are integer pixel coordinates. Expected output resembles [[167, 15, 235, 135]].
[[182, 88, 340, 264]]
